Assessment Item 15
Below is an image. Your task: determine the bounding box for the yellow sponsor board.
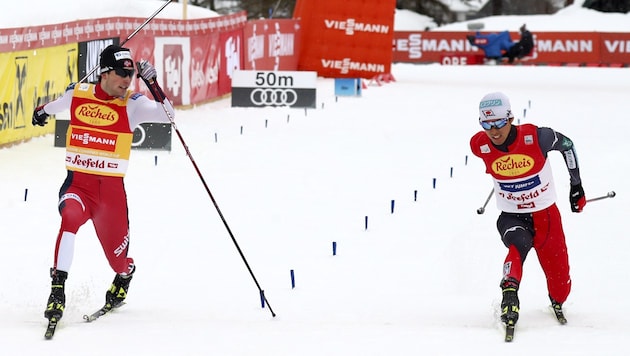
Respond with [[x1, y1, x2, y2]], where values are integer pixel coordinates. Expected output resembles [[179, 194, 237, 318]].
[[0, 44, 78, 146]]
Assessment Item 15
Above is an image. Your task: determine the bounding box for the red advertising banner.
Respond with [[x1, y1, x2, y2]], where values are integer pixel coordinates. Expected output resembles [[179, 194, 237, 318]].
[[124, 34, 155, 99], [126, 35, 189, 106], [0, 13, 247, 53], [532, 32, 600, 64], [243, 19, 300, 71], [219, 29, 245, 97], [293, 0, 396, 78], [599, 32, 630, 64], [1, 12, 248, 146], [393, 31, 630, 66], [161, 41, 187, 106], [190, 33, 220, 103]]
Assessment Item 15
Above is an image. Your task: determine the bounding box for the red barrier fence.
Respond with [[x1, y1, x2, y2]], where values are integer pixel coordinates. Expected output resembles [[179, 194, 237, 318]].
[[2, 10, 628, 146], [393, 31, 630, 66], [243, 19, 301, 71], [0, 13, 249, 145]]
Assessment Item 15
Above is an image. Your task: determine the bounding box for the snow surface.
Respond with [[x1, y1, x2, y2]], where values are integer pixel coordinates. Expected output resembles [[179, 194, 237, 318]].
[[0, 0, 219, 29], [436, 0, 630, 32], [1, 1, 629, 355], [394, 9, 438, 31]]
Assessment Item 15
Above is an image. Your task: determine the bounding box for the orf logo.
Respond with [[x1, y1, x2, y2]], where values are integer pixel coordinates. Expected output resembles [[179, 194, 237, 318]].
[[74, 104, 119, 126]]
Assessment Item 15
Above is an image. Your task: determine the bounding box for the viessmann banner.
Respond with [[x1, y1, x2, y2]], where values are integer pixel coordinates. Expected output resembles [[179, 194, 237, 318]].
[[293, 0, 396, 78], [393, 31, 630, 65]]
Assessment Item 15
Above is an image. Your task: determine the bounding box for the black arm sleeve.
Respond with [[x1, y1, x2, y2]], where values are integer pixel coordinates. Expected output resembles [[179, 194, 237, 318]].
[[537, 127, 581, 185]]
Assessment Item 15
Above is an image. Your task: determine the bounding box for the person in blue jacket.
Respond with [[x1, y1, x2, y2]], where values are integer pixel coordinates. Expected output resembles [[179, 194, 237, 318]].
[[468, 24, 534, 63], [467, 31, 514, 61]]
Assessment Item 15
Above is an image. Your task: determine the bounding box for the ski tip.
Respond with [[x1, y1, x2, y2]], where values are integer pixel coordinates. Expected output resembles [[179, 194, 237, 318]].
[[504, 321, 516, 342], [83, 314, 98, 322], [44, 318, 58, 340]]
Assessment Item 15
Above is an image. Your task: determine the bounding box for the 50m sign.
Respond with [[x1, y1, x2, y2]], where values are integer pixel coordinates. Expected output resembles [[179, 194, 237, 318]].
[[231, 70, 317, 108]]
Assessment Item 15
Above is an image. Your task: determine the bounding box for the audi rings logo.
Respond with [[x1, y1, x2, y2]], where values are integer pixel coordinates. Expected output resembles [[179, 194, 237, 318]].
[[250, 88, 298, 106]]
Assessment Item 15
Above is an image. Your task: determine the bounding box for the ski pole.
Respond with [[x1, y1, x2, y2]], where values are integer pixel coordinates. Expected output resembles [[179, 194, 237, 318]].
[[477, 188, 494, 215], [80, 0, 174, 83], [145, 76, 276, 318], [586, 191, 616, 203]]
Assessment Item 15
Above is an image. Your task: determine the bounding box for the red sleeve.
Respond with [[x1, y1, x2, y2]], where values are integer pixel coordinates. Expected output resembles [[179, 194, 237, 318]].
[[470, 131, 487, 158]]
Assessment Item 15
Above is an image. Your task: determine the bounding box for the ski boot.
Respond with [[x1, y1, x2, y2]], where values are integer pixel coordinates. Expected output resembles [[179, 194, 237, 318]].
[[44, 269, 68, 320], [105, 264, 136, 309], [500, 277, 520, 325], [550, 296, 567, 324]]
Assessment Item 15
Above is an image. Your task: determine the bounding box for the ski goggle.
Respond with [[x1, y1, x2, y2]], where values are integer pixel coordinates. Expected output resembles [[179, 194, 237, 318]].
[[103, 67, 135, 78], [112, 68, 135, 78], [480, 117, 509, 130]]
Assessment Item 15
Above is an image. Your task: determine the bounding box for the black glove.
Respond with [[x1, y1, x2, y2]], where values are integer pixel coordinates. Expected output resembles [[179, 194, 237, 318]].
[[32, 105, 49, 126], [570, 184, 586, 213]]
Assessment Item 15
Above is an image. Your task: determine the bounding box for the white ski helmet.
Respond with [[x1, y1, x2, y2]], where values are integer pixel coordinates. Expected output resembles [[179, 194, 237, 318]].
[[479, 92, 514, 121]]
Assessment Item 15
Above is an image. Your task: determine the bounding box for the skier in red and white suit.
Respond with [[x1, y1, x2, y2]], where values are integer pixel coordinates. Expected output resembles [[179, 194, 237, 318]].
[[470, 92, 586, 327], [32, 45, 175, 322]]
